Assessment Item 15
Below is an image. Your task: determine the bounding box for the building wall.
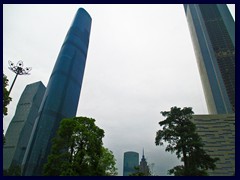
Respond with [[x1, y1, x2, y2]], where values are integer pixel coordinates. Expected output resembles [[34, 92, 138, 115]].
[[21, 8, 92, 176], [192, 114, 235, 176], [139, 155, 150, 175], [123, 151, 139, 176], [184, 4, 235, 114], [3, 81, 46, 170]]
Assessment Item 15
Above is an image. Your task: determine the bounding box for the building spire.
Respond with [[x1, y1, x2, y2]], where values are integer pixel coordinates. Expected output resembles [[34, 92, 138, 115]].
[[140, 148, 149, 175]]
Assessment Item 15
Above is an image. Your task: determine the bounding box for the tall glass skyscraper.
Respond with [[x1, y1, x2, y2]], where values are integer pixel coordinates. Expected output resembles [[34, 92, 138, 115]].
[[21, 8, 92, 176], [123, 151, 139, 176], [3, 81, 46, 171], [184, 4, 235, 114]]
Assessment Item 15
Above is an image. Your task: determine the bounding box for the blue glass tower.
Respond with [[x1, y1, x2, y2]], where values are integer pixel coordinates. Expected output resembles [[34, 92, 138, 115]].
[[22, 8, 92, 175], [123, 151, 139, 176], [184, 4, 235, 114]]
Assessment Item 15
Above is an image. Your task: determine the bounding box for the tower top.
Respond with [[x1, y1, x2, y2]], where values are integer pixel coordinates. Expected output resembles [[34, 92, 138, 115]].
[[141, 148, 146, 161]]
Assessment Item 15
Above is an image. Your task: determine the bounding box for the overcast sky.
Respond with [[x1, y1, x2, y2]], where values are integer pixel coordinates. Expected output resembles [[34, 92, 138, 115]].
[[3, 4, 235, 176]]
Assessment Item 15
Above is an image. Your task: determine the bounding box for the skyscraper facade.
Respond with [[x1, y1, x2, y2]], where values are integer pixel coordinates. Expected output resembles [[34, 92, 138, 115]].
[[123, 151, 139, 176], [139, 150, 150, 176], [191, 114, 235, 176], [184, 4, 235, 114], [3, 81, 46, 171], [21, 8, 92, 176]]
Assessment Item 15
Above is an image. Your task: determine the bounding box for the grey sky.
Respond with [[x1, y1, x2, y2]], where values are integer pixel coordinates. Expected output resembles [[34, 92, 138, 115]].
[[3, 4, 235, 176]]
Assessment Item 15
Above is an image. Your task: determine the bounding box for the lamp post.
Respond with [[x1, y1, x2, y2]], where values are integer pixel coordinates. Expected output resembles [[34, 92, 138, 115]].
[[8, 60, 32, 96]]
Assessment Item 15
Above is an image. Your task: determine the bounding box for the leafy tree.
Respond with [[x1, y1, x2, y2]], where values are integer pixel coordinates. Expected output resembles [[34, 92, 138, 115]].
[[129, 165, 151, 176], [3, 74, 12, 145], [129, 166, 147, 176], [43, 117, 117, 176], [3, 164, 21, 176], [98, 147, 118, 176], [155, 106, 218, 176], [3, 74, 12, 116]]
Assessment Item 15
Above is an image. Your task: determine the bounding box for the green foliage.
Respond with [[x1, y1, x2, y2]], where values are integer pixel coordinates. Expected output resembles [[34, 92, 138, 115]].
[[3, 74, 12, 116], [168, 165, 208, 176], [155, 106, 218, 176], [99, 147, 118, 176], [129, 166, 151, 176], [129, 166, 145, 176], [3, 164, 21, 176], [43, 117, 118, 176], [3, 74, 12, 145]]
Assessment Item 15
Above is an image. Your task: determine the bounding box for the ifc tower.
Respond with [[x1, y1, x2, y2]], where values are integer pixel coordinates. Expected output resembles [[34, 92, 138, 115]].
[[22, 8, 92, 175]]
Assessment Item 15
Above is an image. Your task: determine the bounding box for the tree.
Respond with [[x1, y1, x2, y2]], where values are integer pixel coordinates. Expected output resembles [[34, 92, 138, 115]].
[[43, 117, 118, 176], [129, 166, 145, 176], [3, 74, 12, 145], [129, 166, 151, 176], [3, 74, 12, 116], [98, 147, 118, 176], [155, 106, 218, 176], [3, 164, 21, 176]]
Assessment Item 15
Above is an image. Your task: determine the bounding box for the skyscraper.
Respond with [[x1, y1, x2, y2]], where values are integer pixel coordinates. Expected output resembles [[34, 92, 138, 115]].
[[3, 81, 46, 171], [21, 8, 92, 176], [123, 151, 139, 176], [184, 4, 235, 114], [191, 114, 235, 176], [139, 150, 150, 176]]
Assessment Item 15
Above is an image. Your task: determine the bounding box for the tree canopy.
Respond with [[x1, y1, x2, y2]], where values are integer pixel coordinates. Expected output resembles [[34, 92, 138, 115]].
[[129, 166, 146, 176], [129, 166, 151, 176], [155, 106, 218, 176], [3, 74, 12, 145], [43, 116, 118, 176], [3, 74, 12, 116], [3, 164, 21, 176], [98, 147, 118, 176]]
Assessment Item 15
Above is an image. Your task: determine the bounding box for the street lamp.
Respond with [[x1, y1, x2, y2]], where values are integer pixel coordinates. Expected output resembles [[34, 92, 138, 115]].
[[8, 60, 32, 95]]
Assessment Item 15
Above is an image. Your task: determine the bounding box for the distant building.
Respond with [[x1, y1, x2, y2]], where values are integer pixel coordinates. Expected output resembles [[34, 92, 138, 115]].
[[123, 151, 139, 176], [184, 4, 235, 114], [3, 81, 46, 171], [192, 114, 235, 176], [139, 150, 150, 176], [21, 8, 92, 176]]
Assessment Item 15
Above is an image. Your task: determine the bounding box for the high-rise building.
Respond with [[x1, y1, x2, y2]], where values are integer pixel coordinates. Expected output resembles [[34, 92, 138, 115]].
[[3, 81, 46, 171], [184, 4, 235, 114], [139, 150, 150, 176], [191, 114, 235, 176], [123, 151, 139, 176], [21, 8, 92, 176]]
